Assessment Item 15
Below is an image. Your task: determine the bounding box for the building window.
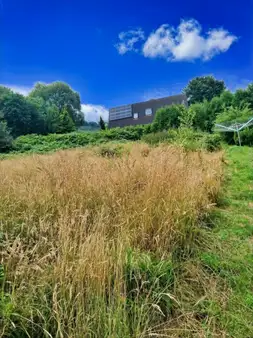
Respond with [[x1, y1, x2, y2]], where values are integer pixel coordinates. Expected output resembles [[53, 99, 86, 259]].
[[145, 108, 152, 116], [133, 113, 138, 119]]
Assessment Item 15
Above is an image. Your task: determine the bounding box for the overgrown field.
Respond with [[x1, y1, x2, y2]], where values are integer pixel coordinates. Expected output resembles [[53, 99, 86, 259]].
[[0, 144, 225, 337]]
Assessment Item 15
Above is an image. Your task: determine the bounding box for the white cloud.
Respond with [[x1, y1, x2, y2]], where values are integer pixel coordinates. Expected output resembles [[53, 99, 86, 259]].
[[142, 24, 175, 59], [1, 84, 32, 96], [115, 28, 145, 55], [81, 104, 108, 122], [117, 19, 237, 62]]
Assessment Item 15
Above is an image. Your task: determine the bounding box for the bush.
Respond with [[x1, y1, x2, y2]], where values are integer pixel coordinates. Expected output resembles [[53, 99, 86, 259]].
[[239, 128, 253, 146], [11, 126, 151, 154], [152, 105, 185, 132], [141, 131, 171, 145], [201, 134, 222, 152]]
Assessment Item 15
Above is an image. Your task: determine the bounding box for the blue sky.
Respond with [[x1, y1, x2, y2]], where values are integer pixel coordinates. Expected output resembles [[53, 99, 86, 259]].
[[1, 0, 252, 121]]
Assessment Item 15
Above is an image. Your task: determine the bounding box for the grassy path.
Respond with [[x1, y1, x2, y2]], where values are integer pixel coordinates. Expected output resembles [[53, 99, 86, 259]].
[[201, 146, 253, 336]]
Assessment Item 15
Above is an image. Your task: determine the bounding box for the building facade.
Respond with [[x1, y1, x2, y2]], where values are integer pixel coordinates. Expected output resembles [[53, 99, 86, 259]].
[[108, 94, 187, 128]]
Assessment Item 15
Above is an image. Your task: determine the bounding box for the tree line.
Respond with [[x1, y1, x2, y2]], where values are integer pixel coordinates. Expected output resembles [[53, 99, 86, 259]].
[[1, 76, 253, 152], [153, 76, 253, 144], [0, 82, 85, 151]]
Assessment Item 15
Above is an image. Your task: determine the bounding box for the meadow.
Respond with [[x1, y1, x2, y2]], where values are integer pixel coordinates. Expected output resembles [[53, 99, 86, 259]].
[[0, 143, 225, 337]]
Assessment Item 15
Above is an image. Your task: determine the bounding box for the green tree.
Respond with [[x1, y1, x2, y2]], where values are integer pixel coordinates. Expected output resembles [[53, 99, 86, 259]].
[[57, 107, 75, 133], [219, 90, 234, 107], [189, 98, 224, 132], [99, 116, 106, 130], [0, 112, 13, 152], [233, 89, 249, 108], [44, 104, 62, 133], [216, 103, 253, 125], [245, 83, 253, 109], [0, 86, 12, 100], [0, 92, 33, 136], [152, 105, 185, 132], [183, 76, 225, 104], [29, 82, 84, 127]]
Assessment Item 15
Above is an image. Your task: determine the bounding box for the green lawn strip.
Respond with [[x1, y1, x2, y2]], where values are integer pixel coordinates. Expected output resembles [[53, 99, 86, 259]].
[[200, 146, 253, 337]]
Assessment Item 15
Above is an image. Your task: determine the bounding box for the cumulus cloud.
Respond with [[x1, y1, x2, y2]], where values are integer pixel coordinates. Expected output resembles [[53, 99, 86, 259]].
[[116, 19, 237, 62], [81, 104, 108, 122], [1, 84, 32, 96], [115, 28, 145, 55]]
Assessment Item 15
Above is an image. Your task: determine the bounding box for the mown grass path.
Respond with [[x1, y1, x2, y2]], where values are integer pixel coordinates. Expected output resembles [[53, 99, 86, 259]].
[[201, 146, 253, 337]]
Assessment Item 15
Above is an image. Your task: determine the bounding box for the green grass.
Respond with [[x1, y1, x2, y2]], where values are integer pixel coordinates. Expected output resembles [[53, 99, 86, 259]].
[[200, 146, 253, 336]]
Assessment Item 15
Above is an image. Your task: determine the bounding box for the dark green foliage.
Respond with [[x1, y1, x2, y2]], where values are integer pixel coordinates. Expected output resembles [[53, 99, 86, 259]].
[[99, 116, 106, 130], [141, 131, 170, 145], [0, 92, 33, 136], [0, 86, 12, 99], [239, 128, 253, 146], [0, 121, 13, 152], [184, 76, 225, 104], [11, 126, 146, 154], [188, 98, 223, 132], [152, 104, 185, 132], [219, 90, 234, 107]]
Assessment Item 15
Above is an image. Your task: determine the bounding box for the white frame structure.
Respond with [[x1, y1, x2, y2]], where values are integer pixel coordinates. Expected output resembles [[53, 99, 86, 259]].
[[215, 117, 253, 146]]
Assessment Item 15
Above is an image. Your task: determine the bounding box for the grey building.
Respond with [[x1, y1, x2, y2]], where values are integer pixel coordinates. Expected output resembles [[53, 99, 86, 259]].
[[108, 94, 187, 128]]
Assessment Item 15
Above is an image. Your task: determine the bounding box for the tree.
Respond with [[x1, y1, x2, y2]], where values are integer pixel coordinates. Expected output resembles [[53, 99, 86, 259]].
[[152, 105, 185, 132], [245, 83, 253, 109], [215, 103, 253, 125], [183, 76, 225, 104], [29, 82, 84, 127], [0, 92, 32, 136], [0, 86, 12, 100], [99, 116, 106, 130], [0, 112, 13, 152], [44, 104, 62, 133], [219, 90, 234, 107], [188, 98, 224, 132], [57, 107, 75, 133]]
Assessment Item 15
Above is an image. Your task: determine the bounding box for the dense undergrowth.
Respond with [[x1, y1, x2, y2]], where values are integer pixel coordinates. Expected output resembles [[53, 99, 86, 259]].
[[0, 144, 223, 337], [0, 126, 222, 159]]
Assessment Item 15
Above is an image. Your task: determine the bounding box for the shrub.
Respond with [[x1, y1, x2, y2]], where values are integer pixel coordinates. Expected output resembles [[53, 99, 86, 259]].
[[141, 131, 170, 145], [201, 134, 222, 152], [11, 126, 148, 154], [238, 128, 253, 146], [172, 127, 204, 151], [152, 105, 185, 132]]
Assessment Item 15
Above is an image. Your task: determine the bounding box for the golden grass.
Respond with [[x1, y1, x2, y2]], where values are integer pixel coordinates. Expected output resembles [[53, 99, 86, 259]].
[[0, 144, 223, 337]]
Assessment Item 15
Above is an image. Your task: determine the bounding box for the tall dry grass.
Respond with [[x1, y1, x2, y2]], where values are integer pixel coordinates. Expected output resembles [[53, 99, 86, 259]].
[[0, 144, 223, 337]]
